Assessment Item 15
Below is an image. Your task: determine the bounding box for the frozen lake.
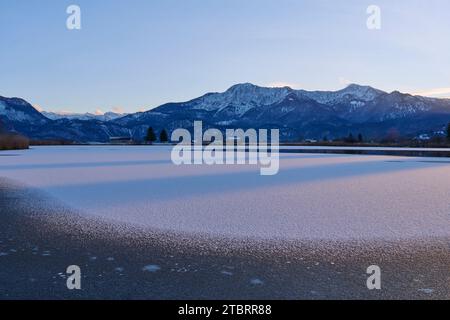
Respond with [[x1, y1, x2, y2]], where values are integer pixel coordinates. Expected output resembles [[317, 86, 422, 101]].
[[1, 146, 450, 241], [281, 145, 450, 152]]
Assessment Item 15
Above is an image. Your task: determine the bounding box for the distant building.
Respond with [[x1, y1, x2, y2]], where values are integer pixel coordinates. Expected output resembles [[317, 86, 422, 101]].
[[109, 136, 133, 144], [415, 134, 431, 141]]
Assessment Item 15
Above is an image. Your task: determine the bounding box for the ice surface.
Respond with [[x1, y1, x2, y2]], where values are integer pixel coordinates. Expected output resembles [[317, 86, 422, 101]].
[[281, 146, 450, 152], [1, 146, 450, 241]]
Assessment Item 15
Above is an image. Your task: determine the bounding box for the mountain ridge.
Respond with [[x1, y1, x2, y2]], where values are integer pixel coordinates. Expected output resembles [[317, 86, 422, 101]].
[[1, 83, 450, 142], [42, 111, 127, 122]]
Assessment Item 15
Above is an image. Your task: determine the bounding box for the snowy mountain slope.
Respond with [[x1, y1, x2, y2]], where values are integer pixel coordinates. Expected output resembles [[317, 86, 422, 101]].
[[299, 84, 385, 105], [0, 96, 49, 125]]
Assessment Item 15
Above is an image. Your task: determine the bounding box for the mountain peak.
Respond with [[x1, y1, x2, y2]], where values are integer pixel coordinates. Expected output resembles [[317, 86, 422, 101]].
[[226, 83, 260, 92], [342, 83, 383, 93], [335, 83, 385, 101], [344, 83, 370, 90]]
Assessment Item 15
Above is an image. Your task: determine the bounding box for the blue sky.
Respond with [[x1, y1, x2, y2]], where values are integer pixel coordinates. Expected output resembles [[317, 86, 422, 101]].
[[1, 0, 450, 114]]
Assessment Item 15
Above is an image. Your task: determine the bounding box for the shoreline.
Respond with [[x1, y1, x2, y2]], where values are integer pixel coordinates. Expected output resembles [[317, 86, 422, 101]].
[[5, 144, 450, 158], [1, 178, 449, 300]]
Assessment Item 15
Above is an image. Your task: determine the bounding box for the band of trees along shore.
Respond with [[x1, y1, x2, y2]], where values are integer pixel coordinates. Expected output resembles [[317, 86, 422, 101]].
[[144, 124, 450, 145], [1, 118, 450, 150]]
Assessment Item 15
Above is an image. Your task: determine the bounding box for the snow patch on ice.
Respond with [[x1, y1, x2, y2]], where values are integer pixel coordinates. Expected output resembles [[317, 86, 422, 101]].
[[142, 265, 161, 272]]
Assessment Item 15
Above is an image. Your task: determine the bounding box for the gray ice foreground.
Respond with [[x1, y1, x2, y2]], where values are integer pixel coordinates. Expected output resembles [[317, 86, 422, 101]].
[[1, 146, 450, 241]]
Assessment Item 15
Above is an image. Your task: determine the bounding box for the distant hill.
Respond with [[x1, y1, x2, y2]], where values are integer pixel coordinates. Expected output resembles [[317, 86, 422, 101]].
[[0, 96, 130, 142], [42, 111, 126, 122]]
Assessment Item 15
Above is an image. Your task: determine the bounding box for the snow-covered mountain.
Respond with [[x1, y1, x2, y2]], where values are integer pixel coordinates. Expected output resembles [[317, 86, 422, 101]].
[[115, 83, 450, 141], [2, 83, 450, 142], [184, 83, 293, 115], [42, 111, 126, 121]]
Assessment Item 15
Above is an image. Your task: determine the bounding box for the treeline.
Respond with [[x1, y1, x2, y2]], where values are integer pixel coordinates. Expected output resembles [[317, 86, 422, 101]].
[[0, 134, 29, 150], [140, 123, 450, 146], [30, 139, 74, 146], [0, 118, 29, 150], [1, 118, 450, 148]]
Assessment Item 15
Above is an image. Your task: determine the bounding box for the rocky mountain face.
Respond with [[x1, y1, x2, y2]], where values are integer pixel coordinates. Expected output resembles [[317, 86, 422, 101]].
[[2, 83, 450, 143]]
